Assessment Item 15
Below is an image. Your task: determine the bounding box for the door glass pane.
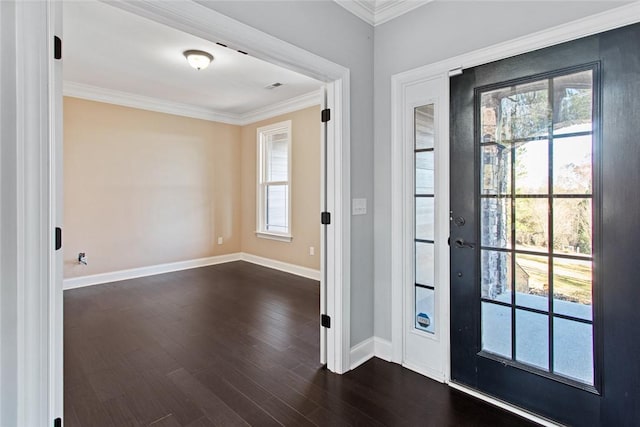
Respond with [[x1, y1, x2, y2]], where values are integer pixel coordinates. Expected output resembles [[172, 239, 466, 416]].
[[415, 105, 434, 149], [515, 198, 549, 253], [553, 317, 594, 384], [481, 250, 512, 301], [415, 151, 434, 194], [416, 243, 434, 287], [553, 198, 592, 256], [480, 80, 550, 143], [481, 197, 511, 248], [553, 70, 593, 136], [553, 135, 592, 194], [516, 309, 549, 370], [481, 145, 512, 195], [515, 253, 549, 311], [415, 197, 434, 241], [515, 139, 549, 194], [478, 68, 595, 385], [482, 302, 512, 359], [415, 287, 435, 334], [553, 258, 592, 321]]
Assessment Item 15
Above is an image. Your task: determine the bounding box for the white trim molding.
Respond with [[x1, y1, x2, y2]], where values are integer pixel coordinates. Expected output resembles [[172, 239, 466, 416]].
[[64, 81, 322, 126], [63, 252, 321, 290], [334, 0, 433, 27], [241, 90, 321, 125], [448, 383, 562, 427], [240, 253, 321, 281], [350, 337, 375, 369], [63, 253, 242, 290], [349, 336, 393, 370]]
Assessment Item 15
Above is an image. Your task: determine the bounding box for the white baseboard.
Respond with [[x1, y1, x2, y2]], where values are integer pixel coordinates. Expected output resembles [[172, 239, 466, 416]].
[[374, 337, 392, 362], [448, 382, 562, 427], [240, 252, 321, 281], [63, 253, 242, 290], [349, 336, 393, 370], [350, 337, 375, 370], [63, 252, 320, 290]]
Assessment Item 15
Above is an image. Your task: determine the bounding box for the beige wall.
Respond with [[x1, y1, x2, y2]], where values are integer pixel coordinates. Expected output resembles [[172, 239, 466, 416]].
[[64, 98, 320, 279], [240, 106, 321, 270], [64, 97, 242, 278]]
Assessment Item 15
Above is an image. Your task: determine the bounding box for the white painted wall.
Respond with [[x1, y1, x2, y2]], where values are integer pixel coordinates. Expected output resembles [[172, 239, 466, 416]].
[[373, 1, 629, 341], [198, 0, 376, 346]]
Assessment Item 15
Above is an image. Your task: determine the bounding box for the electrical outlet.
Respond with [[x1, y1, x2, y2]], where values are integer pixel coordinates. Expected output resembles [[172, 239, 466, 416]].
[[309, 246, 315, 256], [217, 237, 223, 245]]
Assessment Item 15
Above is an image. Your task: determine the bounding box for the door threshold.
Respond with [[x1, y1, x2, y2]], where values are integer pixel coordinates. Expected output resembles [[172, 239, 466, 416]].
[[448, 382, 564, 427]]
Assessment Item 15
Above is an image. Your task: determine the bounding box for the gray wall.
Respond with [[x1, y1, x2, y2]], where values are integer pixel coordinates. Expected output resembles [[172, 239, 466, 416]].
[[0, 1, 18, 425], [197, 1, 376, 346], [372, 1, 628, 341]]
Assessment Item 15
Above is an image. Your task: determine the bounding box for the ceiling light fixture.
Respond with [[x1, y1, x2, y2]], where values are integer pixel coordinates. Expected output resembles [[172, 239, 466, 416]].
[[183, 50, 214, 70]]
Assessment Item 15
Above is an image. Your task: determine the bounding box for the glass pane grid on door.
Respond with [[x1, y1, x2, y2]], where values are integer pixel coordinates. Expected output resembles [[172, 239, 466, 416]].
[[414, 104, 435, 334], [479, 69, 595, 386]]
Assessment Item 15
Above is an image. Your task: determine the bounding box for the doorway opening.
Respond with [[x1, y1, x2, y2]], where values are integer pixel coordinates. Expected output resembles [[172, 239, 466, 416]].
[[49, 0, 351, 423]]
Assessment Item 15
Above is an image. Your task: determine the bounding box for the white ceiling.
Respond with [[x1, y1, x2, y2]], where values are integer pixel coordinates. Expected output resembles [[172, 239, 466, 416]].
[[335, 0, 433, 26], [63, 1, 323, 120]]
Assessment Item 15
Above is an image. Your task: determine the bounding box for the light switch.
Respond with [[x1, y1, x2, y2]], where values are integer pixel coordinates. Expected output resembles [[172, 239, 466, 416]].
[[352, 198, 367, 215]]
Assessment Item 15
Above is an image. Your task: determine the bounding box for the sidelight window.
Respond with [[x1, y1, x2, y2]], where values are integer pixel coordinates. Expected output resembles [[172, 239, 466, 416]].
[[414, 104, 436, 334]]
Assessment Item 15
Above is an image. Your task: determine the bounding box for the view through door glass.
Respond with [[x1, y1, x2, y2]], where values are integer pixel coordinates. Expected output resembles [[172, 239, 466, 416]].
[[479, 69, 595, 385]]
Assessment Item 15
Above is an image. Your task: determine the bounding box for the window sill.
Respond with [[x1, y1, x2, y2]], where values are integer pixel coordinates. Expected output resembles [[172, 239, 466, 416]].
[[255, 231, 293, 242]]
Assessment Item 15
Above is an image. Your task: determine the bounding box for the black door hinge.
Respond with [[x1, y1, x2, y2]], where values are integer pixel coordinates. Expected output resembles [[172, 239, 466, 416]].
[[321, 314, 331, 328], [54, 36, 62, 60], [54, 418, 62, 427], [321, 212, 331, 225], [55, 227, 62, 250], [321, 108, 331, 123]]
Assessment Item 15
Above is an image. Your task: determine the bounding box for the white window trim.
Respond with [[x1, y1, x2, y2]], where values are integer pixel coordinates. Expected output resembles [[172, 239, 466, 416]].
[[256, 120, 293, 242]]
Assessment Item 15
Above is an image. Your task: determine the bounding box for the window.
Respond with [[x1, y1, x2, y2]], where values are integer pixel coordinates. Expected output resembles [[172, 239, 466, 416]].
[[478, 68, 596, 385], [256, 120, 292, 241], [414, 104, 436, 334]]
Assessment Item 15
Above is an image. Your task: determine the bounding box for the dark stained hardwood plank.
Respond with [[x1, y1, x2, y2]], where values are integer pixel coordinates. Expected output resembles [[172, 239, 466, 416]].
[[65, 261, 537, 427]]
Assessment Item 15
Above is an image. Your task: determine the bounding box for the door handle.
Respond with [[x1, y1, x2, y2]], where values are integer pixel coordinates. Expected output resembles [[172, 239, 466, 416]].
[[454, 238, 475, 249]]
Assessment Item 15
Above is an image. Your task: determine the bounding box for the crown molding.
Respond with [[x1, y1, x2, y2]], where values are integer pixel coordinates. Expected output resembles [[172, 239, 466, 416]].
[[335, 0, 432, 26], [63, 81, 243, 124], [241, 89, 321, 124], [335, 0, 376, 26], [63, 81, 321, 126]]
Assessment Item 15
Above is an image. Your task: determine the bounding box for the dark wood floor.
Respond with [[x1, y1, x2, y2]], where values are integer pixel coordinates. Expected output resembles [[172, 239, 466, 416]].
[[64, 261, 536, 426]]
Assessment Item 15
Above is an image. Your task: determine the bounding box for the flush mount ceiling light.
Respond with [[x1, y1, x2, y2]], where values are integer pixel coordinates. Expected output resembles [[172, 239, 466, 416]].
[[183, 49, 214, 70]]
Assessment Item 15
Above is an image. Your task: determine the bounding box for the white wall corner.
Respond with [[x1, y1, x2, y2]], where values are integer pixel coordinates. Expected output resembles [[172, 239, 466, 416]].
[[349, 336, 392, 370], [240, 253, 321, 281], [349, 337, 375, 370], [63, 253, 242, 290]]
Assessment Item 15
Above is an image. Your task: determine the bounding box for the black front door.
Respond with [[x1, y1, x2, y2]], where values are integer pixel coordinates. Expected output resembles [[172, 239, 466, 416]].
[[450, 23, 640, 426]]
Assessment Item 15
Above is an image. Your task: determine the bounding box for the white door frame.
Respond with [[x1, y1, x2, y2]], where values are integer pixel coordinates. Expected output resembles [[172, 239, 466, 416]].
[[390, 2, 640, 424]]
